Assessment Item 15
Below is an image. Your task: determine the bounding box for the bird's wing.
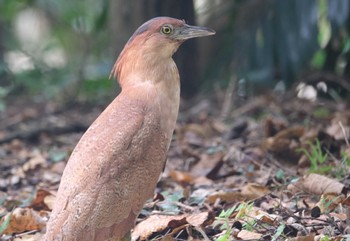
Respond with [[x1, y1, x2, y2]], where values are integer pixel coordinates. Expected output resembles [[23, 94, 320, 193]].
[[46, 94, 167, 240]]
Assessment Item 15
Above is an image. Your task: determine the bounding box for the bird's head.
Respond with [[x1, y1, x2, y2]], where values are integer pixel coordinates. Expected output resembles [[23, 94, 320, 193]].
[[111, 17, 215, 81], [126, 17, 215, 56]]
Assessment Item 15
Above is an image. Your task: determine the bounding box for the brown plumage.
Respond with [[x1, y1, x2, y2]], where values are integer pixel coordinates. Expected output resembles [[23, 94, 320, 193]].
[[43, 17, 215, 241]]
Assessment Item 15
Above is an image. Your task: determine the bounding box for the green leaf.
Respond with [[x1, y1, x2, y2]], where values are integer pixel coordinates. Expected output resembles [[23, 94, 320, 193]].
[[0, 194, 7, 206], [49, 150, 68, 163], [157, 190, 183, 214], [342, 37, 350, 54], [215, 230, 231, 241], [311, 50, 326, 69], [0, 213, 11, 235], [317, 0, 332, 48], [272, 223, 285, 241], [313, 107, 331, 118], [275, 169, 285, 180]]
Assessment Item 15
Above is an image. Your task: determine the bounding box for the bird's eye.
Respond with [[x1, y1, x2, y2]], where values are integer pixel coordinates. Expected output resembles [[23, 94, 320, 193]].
[[161, 25, 173, 35]]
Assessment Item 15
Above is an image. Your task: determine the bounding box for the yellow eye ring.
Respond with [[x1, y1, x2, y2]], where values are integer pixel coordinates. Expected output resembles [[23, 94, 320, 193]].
[[161, 25, 173, 35]]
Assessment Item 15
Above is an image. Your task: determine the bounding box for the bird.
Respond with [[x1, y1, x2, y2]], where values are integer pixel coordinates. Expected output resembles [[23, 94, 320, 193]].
[[43, 16, 215, 241]]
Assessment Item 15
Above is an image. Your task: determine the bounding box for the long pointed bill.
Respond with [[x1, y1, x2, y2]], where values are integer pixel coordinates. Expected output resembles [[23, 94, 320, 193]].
[[174, 24, 216, 40]]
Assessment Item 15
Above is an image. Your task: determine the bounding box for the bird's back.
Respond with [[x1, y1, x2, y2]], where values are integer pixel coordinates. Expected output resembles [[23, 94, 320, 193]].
[[44, 90, 170, 241]]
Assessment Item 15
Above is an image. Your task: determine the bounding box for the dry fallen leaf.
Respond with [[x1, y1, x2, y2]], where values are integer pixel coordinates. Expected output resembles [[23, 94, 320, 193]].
[[13, 232, 43, 241], [326, 112, 350, 141], [261, 126, 304, 162], [132, 212, 211, 241], [263, 126, 304, 151], [316, 193, 345, 213], [238, 206, 276, 224], [287, 173, 344, 195], [342, 195, 350, 206], [191, 152, 224, 178], [186, 212, 213, 227], [169, 170, 194, 184], [329, 212, 348, 221], [293, 234, 315, 241], [29, 189, 55, 211], [236, 229, 262, 240], [22, 150, 46, 172], [206, 191, 246, 204], [1, 207, 46, 235], [315, 234, 345, 241], [193, 176, 213, 186], [241, 183, 270, 200]]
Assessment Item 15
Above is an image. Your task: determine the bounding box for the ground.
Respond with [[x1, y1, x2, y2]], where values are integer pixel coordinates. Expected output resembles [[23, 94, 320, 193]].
[[0, 91, 349, 241]]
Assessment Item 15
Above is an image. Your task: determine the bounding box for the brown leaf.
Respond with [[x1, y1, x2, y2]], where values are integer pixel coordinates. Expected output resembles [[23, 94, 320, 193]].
[[264, 117, 288, 137], [193, 176, 214, 186], [177, 123, 206, 146], [206, 191, 246, 204], [22, 150, 45, 172], [13, 232, 43, 241], [263, 137, 291, 152], [274, 126, 305, 140], [326, 112, 350, 140], [192, 152, 224, 178], [263, 126, 304, 150], [236, 230, 262, 240], [342, 194, 350, 206], [132, 212, 211, 241], [186, 212, 213, 227], [315, 235, 344, 241], [261, 126, 304, 162], [238, 206, 275, 224], [132, 214, 183, 240], [316, 193, 345, 212], [1, 207, 46, 235], [293, 234, 315, 241], [241, 183, 270, 200], [329, 212, 348, 221], [29, 189, 54, 211], [287, 173, 344, 195], [258, 213, 278, 225], [169, 170, 194, 184]]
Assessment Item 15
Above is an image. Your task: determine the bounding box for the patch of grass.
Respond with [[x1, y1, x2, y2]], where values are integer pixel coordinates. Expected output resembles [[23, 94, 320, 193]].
[[312, 107, 331, 118], [213, 202, 255, 241], [213, 206, 236, 241], [332, 152, 350, 178], [319, 235, 330, 241], [319, 196, 335, 214], [297, 139, 331, 173], [237, 202, 255, 231]]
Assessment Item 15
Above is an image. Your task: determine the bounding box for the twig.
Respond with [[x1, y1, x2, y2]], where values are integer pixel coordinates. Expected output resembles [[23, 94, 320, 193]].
[[220, 76, 236, 120], [174, 201, 195, 211], [338, 121, 349, 146], [13, 229, 39, 237], [194, 226, 211, 241]]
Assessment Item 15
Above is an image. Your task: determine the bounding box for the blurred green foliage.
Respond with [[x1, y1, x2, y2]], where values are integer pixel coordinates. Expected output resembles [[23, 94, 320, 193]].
[[0, 0, 114, 103], [0, 0, 350, 104]]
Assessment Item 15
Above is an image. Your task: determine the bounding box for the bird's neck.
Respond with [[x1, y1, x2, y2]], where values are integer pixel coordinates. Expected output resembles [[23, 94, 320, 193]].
[[117, 47, 175, 83], [116, 47, 181, 135]]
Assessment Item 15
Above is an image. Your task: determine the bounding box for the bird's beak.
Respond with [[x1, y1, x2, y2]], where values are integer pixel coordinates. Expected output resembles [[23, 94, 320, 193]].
[[174, 24, 216, 40]]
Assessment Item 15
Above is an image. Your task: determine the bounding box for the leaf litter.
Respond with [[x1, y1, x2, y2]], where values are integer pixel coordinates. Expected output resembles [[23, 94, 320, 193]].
[[0, 94, 350, 240]]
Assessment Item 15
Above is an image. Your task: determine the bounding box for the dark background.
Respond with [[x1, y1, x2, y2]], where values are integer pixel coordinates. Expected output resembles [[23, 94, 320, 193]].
[[0, 0, 349, 107]]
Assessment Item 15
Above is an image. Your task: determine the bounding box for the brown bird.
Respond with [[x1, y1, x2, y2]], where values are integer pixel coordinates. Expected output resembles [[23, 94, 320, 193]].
[[43, 17, 215, 241]]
